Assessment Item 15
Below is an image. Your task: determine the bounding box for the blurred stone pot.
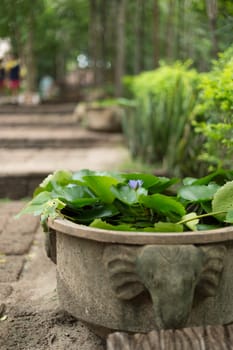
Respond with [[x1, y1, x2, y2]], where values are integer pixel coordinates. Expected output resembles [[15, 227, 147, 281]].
[[73, 103, 123, 132], [86, 105, 123, 132], [47, 218, 233, 335]]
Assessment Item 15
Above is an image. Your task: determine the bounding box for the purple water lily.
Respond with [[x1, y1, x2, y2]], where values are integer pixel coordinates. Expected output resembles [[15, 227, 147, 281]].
[[128, 179, 143, 190]]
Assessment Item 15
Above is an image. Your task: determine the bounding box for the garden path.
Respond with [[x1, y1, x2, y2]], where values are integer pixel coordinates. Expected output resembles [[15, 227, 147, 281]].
[[0, 103, 130, 350]]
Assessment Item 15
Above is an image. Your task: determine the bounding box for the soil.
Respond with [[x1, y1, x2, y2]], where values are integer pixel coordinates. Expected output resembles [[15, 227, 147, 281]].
[[0, 215, 106, 350], [0, 308, 105, 350]]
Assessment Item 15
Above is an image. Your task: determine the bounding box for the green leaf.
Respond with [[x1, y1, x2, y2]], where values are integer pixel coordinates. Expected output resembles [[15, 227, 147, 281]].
[[34, 170, 73, 196], [192, 169, 233, 186], [52, 170, 73, 185], [180, 212, 199, 231], [153, 222, 183, 232], [111, 183, 147, 205], [225, 210, 233, 223], [149, 177, 179, 193], [82, 175, 120, 203], [183, 177, 197, 186], [55, 185, 98, 207], [140, 193, 186, 218], [212, 181, 233, 221], [121, 173, 179, 193], [89, 218, 134, 231], [16, 192, 53, 217], [73, 169, 123, 182], [72, 169, 96, 180], [110, 185, 138, 205], [70, 205, 119, 224], [178, 184, 219, 202]]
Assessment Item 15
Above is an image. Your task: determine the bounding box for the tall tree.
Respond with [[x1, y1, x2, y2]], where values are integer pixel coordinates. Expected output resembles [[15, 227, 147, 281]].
[[165, 0, 175, 61], [153, 0, 160, 67], [133, 0, 144, 74], [89, 0, 99, 85], [0, 0, 40, 92], [23, 4, 38, 92], [115, 0, 127, 96], [205, 0, 218, 57]]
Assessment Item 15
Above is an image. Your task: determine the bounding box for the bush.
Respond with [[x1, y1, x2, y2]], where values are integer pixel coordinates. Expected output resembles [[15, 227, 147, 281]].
[[122, 61, 202, 176], [194, 46, 233, 170]]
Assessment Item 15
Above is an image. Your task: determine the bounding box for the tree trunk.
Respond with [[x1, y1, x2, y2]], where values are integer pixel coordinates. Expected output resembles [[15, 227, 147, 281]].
[[166, 0, 175, 61], [205, 0, 218, 58], [89, 0, 98, 86], [153, 0, 160, 68], [56, 50, 66, 84], [133, 0, 144, 74], [24, 14, 37, 93], [89, 0, 107, 86], [115, 0, 127, 97], [99, 0, 107, 84], [177, 0, 185, 59], [105, 0, 118, 85]]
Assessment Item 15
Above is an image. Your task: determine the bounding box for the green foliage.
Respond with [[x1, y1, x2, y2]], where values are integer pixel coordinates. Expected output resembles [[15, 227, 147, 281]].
[[212, 181, 233, 222], [17, 168, 233, 233], [122, 61, 201, 176], [0, 0, 233, 91], [194, 46, 233, 170]]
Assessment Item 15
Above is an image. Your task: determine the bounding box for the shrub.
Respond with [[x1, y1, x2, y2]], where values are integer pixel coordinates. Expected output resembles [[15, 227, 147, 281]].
[[194, 46, 233, 170], [122, 61, 202, 176]]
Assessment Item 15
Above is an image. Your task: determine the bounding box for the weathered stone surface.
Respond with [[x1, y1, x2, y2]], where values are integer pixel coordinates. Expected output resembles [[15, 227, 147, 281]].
[[0, 284, 13, 301], [107, 324, 233, 350], [54, 226, 233, 333], [0, 216, 39, 255], [86, 106, 123, 132], [73, 102, 123, 132], [104, 244, 226, 329], [0, 202, 25, 215], [0, 214, 8, 232], [0, 256, 25, 282], [0, 234, 35, 255]]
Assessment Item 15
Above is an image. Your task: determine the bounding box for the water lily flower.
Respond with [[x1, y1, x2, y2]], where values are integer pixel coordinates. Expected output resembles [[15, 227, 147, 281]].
[[128, 179, 143, 190]]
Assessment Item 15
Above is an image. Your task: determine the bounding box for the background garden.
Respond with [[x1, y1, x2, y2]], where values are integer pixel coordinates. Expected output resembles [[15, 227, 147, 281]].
[[0, 0, 233, 177]]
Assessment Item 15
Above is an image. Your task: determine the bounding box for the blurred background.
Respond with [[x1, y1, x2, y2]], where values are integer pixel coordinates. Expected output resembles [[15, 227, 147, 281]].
[[0, 0, 233, 182], [0, 0, 232, 98]]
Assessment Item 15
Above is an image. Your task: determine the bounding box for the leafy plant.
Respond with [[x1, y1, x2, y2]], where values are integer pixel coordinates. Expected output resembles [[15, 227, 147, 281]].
[[122, 61, 202, 176], [17, 168, 233, 233], [194, 46, 233, 170]]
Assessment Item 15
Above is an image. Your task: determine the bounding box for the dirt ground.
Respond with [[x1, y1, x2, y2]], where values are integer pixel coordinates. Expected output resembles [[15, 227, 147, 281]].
[[0, 210, 106, 350]]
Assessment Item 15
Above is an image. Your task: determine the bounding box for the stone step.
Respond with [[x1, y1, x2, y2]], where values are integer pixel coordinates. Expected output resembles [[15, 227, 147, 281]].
[[0, 126, 124, 148], [0, 146, 129, 199], [0, 102, 76, 115], [0, 114, 77, 127]]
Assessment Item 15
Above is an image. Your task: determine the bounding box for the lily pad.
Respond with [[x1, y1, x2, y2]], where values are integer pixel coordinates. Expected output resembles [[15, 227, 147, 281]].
[[212, 181, 233, 221]]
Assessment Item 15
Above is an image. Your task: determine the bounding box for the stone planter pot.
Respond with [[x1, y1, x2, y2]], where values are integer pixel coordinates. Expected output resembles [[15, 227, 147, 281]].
[[86, 106, 123, 132], [73, 103, 124, 132], [47, 218, 233, 335]]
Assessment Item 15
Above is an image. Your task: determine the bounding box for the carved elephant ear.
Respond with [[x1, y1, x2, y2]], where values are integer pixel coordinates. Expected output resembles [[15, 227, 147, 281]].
[[196, 244, 226, 297], [103, 245, 145, 300]]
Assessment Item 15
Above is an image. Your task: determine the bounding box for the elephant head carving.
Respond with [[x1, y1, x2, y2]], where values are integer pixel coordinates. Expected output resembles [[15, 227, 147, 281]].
[[103, 244, 226, 329]]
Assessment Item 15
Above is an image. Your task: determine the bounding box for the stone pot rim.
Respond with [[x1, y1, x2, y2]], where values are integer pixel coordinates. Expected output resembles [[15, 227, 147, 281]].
[[48, 217, 233, 245]]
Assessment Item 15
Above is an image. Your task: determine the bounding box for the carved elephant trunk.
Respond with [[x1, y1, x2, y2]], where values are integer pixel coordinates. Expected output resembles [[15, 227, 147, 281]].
[[135, 245, 205, 329], [104, 244, 225, 330]]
